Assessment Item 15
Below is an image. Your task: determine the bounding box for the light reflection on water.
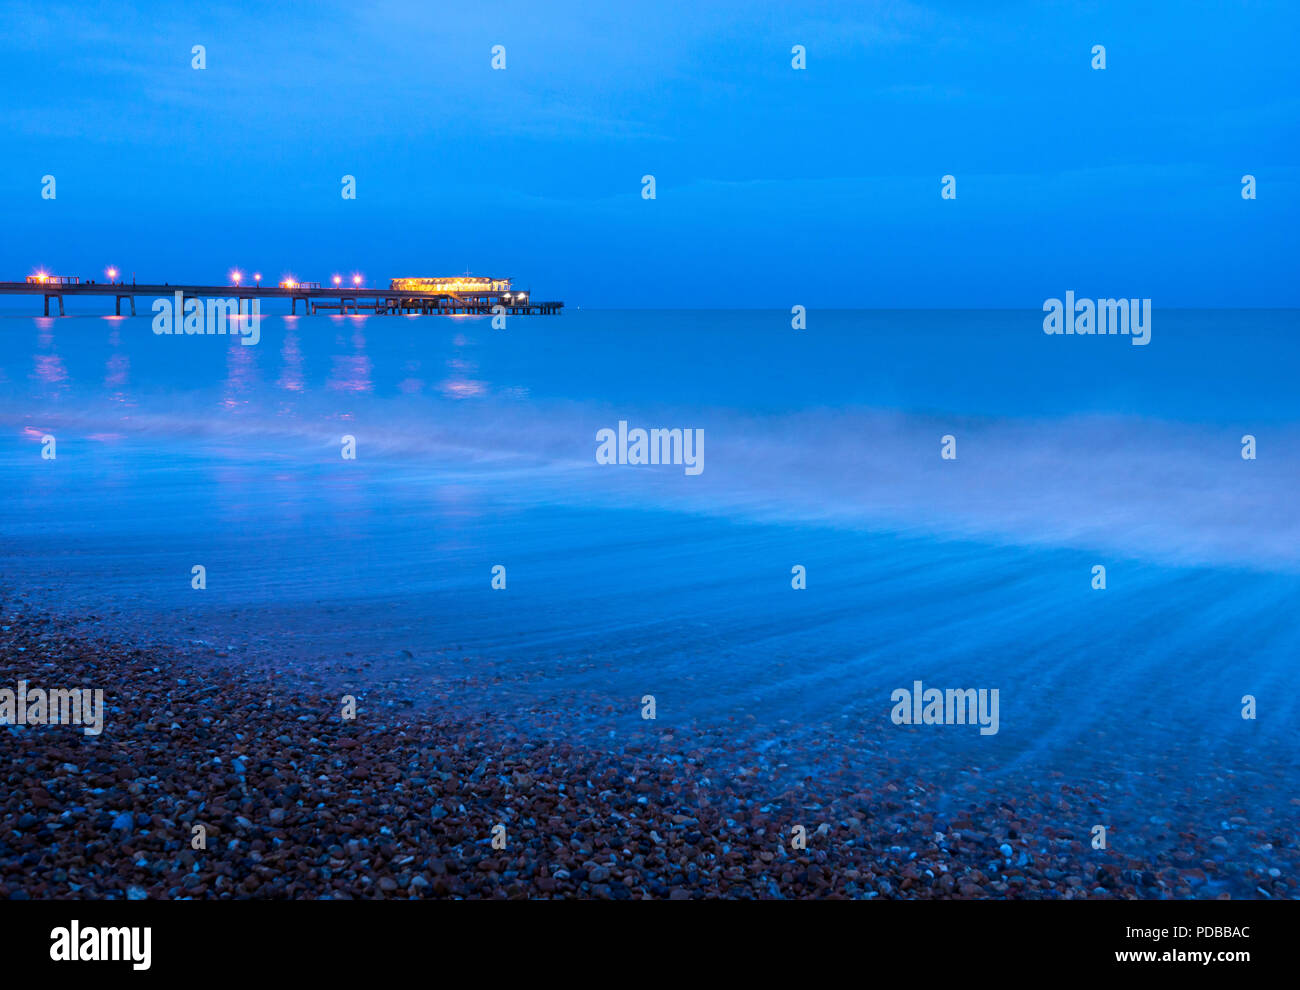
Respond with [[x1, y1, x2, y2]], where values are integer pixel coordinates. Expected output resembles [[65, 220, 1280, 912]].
[[0, 311, 1297, 799]]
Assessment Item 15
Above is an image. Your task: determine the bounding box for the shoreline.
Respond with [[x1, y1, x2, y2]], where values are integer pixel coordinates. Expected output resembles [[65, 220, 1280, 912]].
[[1, 601, 1291, 900]]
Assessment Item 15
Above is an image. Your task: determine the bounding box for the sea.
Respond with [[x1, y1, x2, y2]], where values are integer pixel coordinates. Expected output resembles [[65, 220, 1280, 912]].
[[2, 306, 1297, 894]]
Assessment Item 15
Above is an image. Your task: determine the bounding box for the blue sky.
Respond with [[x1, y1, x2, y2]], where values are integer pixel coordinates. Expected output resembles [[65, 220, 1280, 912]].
[[2, 0, 1296, 307]]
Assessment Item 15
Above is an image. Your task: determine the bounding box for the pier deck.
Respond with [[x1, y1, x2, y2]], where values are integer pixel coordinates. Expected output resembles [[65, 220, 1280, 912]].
[[0, 281, 563, 317]]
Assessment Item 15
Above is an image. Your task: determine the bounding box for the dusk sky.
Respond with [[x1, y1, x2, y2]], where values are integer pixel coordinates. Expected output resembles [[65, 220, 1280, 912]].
[[4, 0, 1296, 307]]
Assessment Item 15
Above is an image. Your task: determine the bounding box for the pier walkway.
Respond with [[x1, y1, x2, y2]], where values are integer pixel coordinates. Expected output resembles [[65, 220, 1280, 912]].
[[0, 281, 563, 317]]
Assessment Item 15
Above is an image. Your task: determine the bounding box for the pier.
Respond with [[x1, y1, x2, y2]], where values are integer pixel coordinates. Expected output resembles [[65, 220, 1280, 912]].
[[0, 279, 563, 318]]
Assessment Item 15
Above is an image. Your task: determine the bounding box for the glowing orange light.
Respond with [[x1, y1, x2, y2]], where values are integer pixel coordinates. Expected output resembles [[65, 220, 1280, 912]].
[[106, 267, 118, 280], [254, 272, 262, 282], [231, 270, 242, 285], [352, 274, 363, 286], [390, 276, 512, 293], [333, 274, 342, 286]]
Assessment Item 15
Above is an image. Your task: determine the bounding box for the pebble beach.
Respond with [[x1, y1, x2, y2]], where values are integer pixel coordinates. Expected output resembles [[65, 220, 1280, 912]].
[[3, 598, 1293, 901]]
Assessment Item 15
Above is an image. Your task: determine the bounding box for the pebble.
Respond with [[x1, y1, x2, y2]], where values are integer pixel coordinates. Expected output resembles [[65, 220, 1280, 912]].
[[0, 609, 1292, 902]]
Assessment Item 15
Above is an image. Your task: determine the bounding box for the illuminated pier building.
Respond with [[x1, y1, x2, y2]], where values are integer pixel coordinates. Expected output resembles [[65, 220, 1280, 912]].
[[390, 275, 512, 294]]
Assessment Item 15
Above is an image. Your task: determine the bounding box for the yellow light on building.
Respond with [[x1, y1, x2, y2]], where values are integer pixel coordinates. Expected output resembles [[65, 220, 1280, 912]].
[[390, 276, 512, 293]]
